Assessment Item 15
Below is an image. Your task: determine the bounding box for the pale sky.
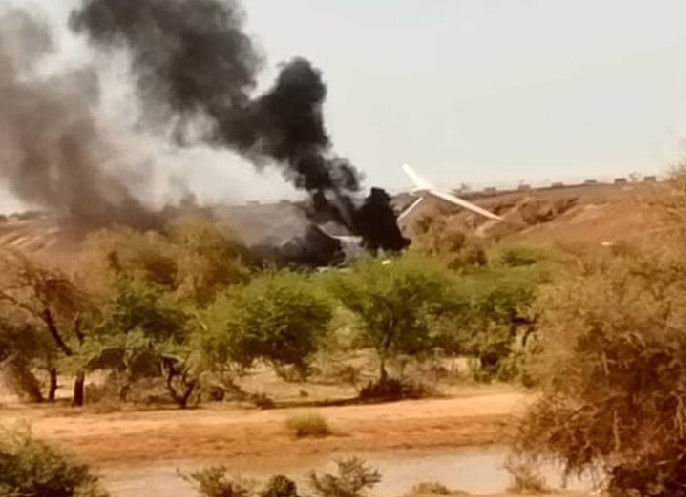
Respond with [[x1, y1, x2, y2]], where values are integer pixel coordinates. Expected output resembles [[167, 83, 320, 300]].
[[5, 0, 686, 208], [245, 0, 686, 190]]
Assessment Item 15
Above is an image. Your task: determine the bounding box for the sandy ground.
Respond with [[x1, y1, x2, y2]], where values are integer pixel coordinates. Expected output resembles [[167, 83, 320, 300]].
[[0, 388, 592, 497], [0, 389, 529, 468]]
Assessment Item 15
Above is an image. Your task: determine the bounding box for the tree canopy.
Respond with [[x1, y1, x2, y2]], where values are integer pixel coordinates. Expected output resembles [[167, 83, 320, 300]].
[[205, 270, 333, 380], [327, 253, 455, 383]]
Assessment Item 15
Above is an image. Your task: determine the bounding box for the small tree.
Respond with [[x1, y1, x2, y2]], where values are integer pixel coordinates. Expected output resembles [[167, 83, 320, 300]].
[[82, 275, 203, 408], [0, 250, 92, 406], [439, 262, 547, 381], [206, 271, 333, 380], [81, 221, 246, 408], [327, 253, 454, 384]]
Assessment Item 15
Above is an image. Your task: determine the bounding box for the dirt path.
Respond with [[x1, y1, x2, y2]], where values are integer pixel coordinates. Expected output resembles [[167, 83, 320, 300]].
[[0, 390, 529, 467]]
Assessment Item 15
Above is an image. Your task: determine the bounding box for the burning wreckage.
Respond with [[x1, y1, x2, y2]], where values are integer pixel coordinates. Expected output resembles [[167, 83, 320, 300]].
[[223, 164, 503, 268], [0, 0, 499, 268], [220, 187, 410, 268]]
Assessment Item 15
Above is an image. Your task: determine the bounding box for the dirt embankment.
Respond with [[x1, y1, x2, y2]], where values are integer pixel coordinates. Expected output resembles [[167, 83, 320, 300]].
[[0, 390, 528, 468]]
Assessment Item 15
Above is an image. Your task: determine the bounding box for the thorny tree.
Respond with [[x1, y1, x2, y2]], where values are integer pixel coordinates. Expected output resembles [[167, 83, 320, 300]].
[[0, 250, 91, 406], [513, 167, 686, 496]]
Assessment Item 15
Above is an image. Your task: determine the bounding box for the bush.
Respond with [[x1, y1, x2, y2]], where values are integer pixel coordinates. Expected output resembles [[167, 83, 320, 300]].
[[512, 239, 686, 496], [411, 213, 487, 270], [261, 475, 300, 497], [358, 378, 428, 402], [503, 455, 550, 495], [284, 412, 331, 439], [409, 481, 469, 495], [181, 466, 254, 497], [309, 457, 381, 497], [251, 392, 276, 410], [492, 244, 548, 267], [0, 427, 109, 497], [605, 443, 686, 497]]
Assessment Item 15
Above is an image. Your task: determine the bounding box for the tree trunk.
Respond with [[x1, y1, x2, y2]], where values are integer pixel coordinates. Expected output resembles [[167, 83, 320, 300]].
[[48, 368, 58, 402], [177, 391, 190, 410], [177, 379, 198, 410], [379, 357, 389, 385], [119, 383, 130, 403], [72, 371, 85, 407], [164, 364, 198, 410]]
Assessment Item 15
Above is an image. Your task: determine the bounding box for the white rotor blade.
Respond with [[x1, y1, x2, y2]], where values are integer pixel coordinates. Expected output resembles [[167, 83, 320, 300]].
[[402, 163, 434, 191], [429, 189, 502, 221], [333, 235, 362, 243], [397, 197, 424, 221]]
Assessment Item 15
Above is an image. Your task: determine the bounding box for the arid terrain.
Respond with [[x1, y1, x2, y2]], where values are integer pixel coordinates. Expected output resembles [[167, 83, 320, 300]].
[[0, 181, 643, 497], [0, 388, 526, 467], [2, 388, 580, 497], [0, 179, 662, 257]]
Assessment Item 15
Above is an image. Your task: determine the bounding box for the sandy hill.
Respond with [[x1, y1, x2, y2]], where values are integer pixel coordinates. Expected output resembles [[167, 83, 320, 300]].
[[396, 180, 663, 248]]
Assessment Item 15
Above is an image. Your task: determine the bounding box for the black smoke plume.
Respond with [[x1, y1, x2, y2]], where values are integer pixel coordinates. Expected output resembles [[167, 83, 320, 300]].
[[71, 0, 409, 253], [0, 9, 160, 233]]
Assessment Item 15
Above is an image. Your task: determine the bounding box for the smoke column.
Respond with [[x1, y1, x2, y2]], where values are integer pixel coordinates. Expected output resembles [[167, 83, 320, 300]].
[[71, 0, 409, 251], [0, 9, 159, 232]]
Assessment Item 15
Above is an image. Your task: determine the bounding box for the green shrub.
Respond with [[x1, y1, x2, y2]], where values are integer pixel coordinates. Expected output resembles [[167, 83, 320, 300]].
[[309, 457, 381, 497], [205, 270, 333, 380], [284, 412, 331, 439], [181, 466, 254, 497], [438, 263, 547, 383], [0, 427, 109, 497]]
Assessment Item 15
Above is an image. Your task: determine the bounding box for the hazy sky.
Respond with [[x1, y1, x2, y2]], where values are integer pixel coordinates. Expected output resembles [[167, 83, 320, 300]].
[[245, 0, 686, 189], [6, 0, 686, 207]]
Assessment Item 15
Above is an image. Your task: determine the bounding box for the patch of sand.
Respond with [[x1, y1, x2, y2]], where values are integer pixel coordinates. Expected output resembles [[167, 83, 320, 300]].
[[0, 390, 529, 467]]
